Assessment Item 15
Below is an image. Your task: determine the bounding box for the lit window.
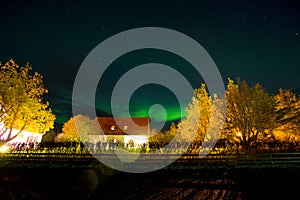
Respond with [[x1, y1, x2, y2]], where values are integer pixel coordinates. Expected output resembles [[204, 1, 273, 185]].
[[110, 126, 115, 131], [123, 125, 128, 130]]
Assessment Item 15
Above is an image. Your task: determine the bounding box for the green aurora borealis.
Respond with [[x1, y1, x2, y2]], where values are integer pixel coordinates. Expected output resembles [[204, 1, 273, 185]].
[[0, 0, 300, 126]]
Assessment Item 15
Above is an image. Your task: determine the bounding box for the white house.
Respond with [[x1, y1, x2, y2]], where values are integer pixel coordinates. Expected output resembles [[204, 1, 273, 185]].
[[92, 117, 150, 148]]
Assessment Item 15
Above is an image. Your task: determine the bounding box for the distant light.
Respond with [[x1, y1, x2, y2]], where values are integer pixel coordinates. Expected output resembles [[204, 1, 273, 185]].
[[110, 126, 115, 131], [0, 145, 9, 153]]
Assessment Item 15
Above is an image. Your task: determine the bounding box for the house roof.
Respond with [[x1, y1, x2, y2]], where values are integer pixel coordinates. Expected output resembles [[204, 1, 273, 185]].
[[95, 117, 150, 135]]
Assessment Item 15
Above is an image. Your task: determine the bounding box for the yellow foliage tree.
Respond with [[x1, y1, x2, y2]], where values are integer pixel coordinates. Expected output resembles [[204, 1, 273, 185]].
[[149, 122, 177, 146], [0, 59, 55, 144], [274, 89, 300, 141], [56, 114, 94, 144], [224, 78, 276, 149], [178, 83, 225, 153]]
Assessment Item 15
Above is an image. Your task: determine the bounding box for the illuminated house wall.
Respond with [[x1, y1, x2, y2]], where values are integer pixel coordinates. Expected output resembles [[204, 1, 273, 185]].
[[124, 135, 147, 148], [96, 117, 150, 148], [0, 121, 43, 145]]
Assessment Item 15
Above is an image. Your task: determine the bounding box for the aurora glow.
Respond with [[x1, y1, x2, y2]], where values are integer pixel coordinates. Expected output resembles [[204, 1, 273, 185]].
[[0, 1, 299, 126]]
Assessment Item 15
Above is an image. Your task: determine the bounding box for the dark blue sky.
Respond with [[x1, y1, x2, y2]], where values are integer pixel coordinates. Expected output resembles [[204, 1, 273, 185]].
[[0, 0, 299, 124]]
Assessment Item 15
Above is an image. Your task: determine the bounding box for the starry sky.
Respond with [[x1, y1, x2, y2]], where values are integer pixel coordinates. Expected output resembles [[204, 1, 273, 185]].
[[0, 0, 299, 126]]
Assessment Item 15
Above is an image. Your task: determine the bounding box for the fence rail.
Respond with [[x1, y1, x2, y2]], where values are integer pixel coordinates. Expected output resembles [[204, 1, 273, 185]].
[[1, 152, 300, 169]]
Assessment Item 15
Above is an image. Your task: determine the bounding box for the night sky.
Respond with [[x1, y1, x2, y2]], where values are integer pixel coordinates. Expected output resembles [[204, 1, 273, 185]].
[[0, 0, 299, 125]]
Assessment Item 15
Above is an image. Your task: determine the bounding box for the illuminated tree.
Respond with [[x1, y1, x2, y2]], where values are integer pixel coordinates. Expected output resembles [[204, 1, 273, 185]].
[[274, 89, 300, 140], [178, 83, 225, 151], [0, 59, 55, 144], [148, 129, 165, 148], [224, 78, 276, 149], [149, 122, 177, 147], [55, 114, 94, 145], [164, 122, 177, 143]]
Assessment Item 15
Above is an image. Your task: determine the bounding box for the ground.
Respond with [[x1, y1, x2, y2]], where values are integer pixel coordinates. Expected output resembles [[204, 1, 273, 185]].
[[0, 166, 299, 199]]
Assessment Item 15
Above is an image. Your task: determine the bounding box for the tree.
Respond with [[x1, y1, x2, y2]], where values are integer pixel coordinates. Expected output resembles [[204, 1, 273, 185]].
[[164, 122, 178, 143], [274, 89, 300, 140], [178, 84, 211, 143], [41, 129, 57, 143], [149, 122, 177, 148], [0, 59, 55, 144], [55, 114, 94, 145], [224, 78, 276, 149], [148, 129, 166, 149], [178, 83, 225, 153]]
